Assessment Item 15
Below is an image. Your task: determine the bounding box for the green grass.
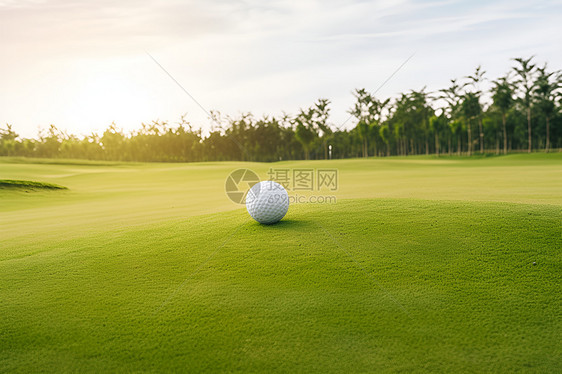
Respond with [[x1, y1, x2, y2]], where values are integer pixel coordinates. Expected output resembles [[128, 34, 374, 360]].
[[1, 154, 561, 372]]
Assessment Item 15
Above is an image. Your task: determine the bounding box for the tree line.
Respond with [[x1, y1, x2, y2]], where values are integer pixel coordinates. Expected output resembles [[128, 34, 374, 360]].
[[1, 56, 560, 162]]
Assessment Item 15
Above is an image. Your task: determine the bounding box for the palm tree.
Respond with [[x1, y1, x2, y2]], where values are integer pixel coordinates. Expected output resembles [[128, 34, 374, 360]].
[[512, 57, 537, 152], [461, 93, 480, 156], [370, 98, 390, 157], [430, 113, 447, 156], [379, 125, 391, 156], [294, 108, 317, 160], [448, 119, 463, 155], [533, 65, 560, 152], [0, 124, 19, 157], [464, 65, 486, 153], [349, 89, 389, 157], [408, 88, 433, 155], [393, 119, 406, 156], [349, 89, 370, 157], [491, 75, 514, 154], [358, 121, 370, 158], [314, 98, 332, 159], [439, 79, 463, 154]]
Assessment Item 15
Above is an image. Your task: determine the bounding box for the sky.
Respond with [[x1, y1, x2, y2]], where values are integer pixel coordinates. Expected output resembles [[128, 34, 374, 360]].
[[1, 0, 561, 138]]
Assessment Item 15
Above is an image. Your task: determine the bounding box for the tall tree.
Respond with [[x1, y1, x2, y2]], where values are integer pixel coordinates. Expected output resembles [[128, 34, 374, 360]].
[[313, 98, 332, 159], [349, 89, 388, 157], [0, 124, 19, 156], [439, 79, 463, 118], [429, 113, 447, 156], [461, 93, 481, 156], [379, 125, 391, 156], [491, 75, 514, 154], [533, 65, 560, 152], [512, 57, 537, 152], [370, 97, 390, 157], [464, 66, 486, 152], [408, 88, 433, 155], [294, 108, 317, 160], [449, 119, 463, 155], [0, 124, 18, 141], [349, 89, 370, 157], [101, 122, 126, 161], [37, 124, 63, 158], [439, 79, 463, 154]]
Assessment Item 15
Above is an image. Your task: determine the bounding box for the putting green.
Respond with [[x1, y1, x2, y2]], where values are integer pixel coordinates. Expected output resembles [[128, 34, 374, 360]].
[[1, 154, 561, 372]]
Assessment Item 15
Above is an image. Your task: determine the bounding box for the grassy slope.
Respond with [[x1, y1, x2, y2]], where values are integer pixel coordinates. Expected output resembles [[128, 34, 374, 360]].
[[0, 154, 561, 372]]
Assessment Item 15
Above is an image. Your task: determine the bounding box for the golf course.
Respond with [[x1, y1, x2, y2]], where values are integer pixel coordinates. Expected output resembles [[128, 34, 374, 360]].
[[1, 153, 561, 373]]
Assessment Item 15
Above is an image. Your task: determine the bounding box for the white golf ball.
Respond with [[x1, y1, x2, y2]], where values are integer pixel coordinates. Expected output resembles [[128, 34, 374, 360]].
[[246, 181, 289, 224]]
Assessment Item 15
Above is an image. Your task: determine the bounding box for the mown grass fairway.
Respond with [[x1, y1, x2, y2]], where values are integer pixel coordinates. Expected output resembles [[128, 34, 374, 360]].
[[1, 154, 561, 372]]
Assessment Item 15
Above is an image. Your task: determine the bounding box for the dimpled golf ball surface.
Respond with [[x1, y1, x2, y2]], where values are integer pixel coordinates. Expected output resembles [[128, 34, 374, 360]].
[[246, 181, 289, 224]]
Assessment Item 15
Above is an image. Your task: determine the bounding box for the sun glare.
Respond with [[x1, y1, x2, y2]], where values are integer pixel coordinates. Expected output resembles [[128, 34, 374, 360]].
[[61, 62, 156, 136]]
